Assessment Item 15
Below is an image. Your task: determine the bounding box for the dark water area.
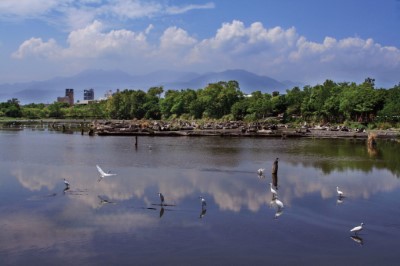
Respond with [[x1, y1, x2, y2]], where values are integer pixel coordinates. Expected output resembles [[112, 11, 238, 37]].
[[1, 129, 400, 265]]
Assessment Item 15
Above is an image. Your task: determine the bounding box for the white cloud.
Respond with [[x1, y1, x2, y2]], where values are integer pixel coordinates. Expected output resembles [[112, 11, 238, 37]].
[[10, 19, 400, 85], [0, 0, 216, 30], [159, 26, 197, 50], [103, 0, 162, 20], [166, 2, 215, 15], [0, 0, 64, 18], [11, 37, 62, 59]]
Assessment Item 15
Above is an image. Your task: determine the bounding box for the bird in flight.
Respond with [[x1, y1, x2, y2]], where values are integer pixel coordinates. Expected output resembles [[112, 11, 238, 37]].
[[96, 165, 116, 182]]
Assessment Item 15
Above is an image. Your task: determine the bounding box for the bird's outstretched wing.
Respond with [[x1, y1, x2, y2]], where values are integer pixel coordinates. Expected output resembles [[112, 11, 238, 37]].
[[96, 165, 106, 177]]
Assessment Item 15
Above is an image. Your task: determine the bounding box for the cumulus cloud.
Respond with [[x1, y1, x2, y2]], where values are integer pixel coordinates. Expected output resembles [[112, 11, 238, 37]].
[[11, 37, 62, 59], [10, 19, 400, 85]]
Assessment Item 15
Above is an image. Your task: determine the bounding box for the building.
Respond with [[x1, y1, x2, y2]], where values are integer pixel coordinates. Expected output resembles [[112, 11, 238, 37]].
[[84, 89, 94, 101], [57, 88, 74, 106]]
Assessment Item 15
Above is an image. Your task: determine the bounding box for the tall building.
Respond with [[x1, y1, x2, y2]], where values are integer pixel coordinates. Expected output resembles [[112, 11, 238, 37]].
[[84, 88, 94, 100], [65, 88, 74, 105], [57, 88, 74, 106]]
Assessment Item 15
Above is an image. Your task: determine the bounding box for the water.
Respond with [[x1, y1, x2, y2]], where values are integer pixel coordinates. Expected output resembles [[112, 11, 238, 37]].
[[1, 129, 400, 265]]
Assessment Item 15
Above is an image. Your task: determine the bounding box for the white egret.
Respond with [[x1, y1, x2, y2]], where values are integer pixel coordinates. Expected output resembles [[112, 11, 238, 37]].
[[96, 165, 116, 181], [336, 186, 344, 198], [269, 183, 278, 196], [199, 196, 207, 208], [158, 193, 165, 205], [257, 168, 265, 176], [350, 222, 364, 235]]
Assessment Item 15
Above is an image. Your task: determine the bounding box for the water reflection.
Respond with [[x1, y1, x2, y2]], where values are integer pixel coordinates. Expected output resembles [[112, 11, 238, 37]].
[[271, 173, 278, 189], [350, 235, 364, 246], [336, 196, 344, 205], [98, 195, 116, 206], [269, 195, 284, 219], [2, 131, 400, 265], [199, 208, 207, 219]]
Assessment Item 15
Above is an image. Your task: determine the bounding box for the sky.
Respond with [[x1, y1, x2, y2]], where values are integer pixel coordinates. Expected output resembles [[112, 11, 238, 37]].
[[0, 0, 399, 88]]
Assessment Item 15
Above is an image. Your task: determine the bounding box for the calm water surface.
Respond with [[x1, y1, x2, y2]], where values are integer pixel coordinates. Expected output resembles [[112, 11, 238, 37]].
[[1, 129, 400, 265]]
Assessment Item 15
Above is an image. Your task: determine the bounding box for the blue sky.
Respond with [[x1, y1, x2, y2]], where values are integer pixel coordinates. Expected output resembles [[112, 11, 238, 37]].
[[0, 0, 399, 87]]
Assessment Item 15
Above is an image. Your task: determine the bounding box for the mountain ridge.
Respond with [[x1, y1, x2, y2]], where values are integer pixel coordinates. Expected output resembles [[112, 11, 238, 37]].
[[0, 69, 300, 104]]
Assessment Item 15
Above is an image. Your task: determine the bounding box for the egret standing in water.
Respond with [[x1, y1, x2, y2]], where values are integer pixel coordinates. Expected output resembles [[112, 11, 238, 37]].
[[269, 183, 278, 197], [158, 193, 165, 206], [272, 158, 279, 174], [199, 196, 207, 208], [336, 186, 344, 198], [350, 222, 364, 235], [257, 168, 265, 177]]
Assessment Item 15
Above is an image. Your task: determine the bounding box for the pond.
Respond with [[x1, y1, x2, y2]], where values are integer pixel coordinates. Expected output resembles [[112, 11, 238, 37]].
[[1, 129, 400, 265]]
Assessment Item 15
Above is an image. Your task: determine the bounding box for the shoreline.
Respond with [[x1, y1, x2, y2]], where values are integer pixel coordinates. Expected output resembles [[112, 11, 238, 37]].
[[1, 119, 399, 139]]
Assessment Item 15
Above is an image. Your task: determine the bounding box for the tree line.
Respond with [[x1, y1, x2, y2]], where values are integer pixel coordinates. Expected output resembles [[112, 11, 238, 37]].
[[1, 78, 400, 127]]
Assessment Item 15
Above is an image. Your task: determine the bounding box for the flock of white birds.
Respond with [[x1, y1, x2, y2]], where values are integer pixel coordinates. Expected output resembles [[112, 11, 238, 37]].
[[258, 162, 364, 237]]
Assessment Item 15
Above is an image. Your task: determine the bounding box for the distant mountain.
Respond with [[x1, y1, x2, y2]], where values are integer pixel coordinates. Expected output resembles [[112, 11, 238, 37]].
[[164, 69, 289, 93], [0, 69, 299, 104]]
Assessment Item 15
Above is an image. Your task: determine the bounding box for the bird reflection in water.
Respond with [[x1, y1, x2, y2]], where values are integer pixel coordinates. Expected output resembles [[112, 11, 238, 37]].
[[350, 235, 364, 246], [269, 195, 284, 219], [271, 173, 278, 190], [63, 186, 70, 194], [98, 195, 116, 206], [336, 197, 344, 205]]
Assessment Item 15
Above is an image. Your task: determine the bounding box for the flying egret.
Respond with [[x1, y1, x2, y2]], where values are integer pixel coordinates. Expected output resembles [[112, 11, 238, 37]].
[[96, 165, 116, 181], [337, 186, 344, 198], [269, 183, 278, 196], [158, 193, 165, 205], [199, 196, 207, 208], [350, 222, 364, 235]]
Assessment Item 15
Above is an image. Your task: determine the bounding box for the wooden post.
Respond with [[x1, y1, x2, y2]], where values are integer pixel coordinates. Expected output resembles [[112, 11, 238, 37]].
[[135, 136, 138, 148], [272, 158, 279, 174]]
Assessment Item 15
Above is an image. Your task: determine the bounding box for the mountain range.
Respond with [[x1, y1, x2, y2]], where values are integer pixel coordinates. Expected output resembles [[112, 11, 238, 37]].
[[0, 69, 302, 104]]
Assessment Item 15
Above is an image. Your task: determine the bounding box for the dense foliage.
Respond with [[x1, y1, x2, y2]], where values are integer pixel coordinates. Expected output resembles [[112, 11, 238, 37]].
[[1, 78, 400, 127]]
